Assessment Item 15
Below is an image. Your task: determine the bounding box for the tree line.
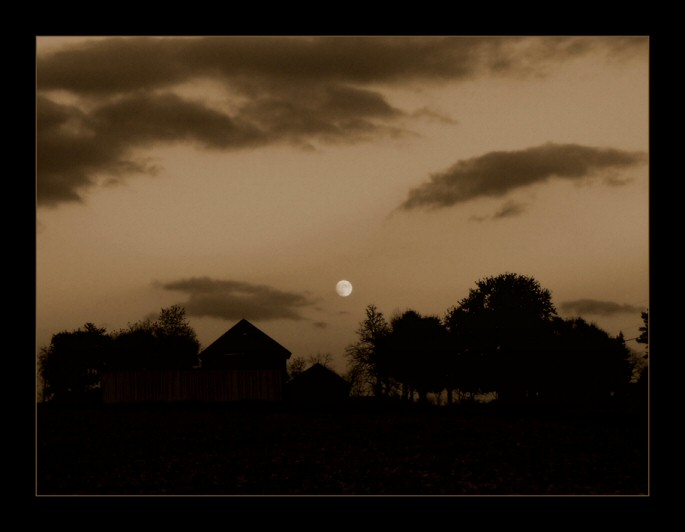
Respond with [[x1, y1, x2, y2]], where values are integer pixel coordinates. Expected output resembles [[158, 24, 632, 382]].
[[344, 273, 648, 407], [38, 273, 649, 408], [38, 305, 200, 403]]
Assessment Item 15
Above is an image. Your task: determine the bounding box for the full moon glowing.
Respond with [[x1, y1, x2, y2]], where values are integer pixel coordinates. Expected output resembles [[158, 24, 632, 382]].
[[336, 280, 353, 297]]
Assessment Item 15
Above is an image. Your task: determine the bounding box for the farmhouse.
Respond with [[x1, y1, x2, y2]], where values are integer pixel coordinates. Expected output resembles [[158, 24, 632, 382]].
[[286, 363, 350, 403], [102, 319, 292, 403]]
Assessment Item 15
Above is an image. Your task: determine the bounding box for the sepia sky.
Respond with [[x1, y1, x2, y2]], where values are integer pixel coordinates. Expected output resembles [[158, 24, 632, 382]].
[[36, 36, 650, 373]]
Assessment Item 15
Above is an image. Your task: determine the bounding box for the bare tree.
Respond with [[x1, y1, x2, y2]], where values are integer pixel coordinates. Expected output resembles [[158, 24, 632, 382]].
[[344, 304, 390, 396], [307, 352, 333, 367], [287, 355, 307, 380]]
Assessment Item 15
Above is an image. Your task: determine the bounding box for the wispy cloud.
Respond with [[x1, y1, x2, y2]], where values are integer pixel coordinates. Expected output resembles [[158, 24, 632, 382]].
[[493, 200, 527, 219], [400, 143, 648, 211], [470, 200, 528, 222], [160, 277, 316, 321], [560, 299, 643, 316], [37, 36, 647, 207]]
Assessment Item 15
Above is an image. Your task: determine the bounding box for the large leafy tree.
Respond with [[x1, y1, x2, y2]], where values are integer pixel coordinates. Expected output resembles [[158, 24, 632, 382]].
[[344, 304, 390, 396], [379, 310, 451, 402], [108, 305, 200, 370], [39, 306, 201, 402], [543, 317, 634, 405], [154, 305, 201, 369], [444, 273, 558, 402], [107, 319, 157, 370], [39, 323, 111, 403]]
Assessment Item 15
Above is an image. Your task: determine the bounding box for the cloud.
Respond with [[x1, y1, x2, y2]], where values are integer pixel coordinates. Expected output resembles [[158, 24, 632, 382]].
[[37, 36, 647, 207], [37, 36, 647, 95], [37, 84, 406, 207], [160, 277, 316, 321], [237, 84, 405, 144], [493, 200, 527, 219], [400, 143, 648, 211], [312, 321, 328, 329], [37, 93, 264, 206], [37, 96, 143, 206], [560, 299, 643, 316], [92, 92, 267, 149], [411, 107, 458, 124], [470, 200, 528, 222]]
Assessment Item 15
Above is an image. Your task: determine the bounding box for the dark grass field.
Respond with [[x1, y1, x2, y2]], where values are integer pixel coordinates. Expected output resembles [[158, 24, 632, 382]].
[[36, 400, 648, 497]]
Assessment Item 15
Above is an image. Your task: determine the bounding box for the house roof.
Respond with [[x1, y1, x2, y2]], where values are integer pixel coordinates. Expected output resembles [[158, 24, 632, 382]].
[[286, 363, 350, 402], [288, 363, 350, 388], [199, 319, 292, 360]]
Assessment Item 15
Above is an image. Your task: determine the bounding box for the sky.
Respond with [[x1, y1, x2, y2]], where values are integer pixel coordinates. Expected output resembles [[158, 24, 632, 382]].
[[36, 36, 650, 375]]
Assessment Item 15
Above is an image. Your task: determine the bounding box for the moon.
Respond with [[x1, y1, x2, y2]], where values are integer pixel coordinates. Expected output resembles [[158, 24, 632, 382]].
[[336, 280, 353, 297]]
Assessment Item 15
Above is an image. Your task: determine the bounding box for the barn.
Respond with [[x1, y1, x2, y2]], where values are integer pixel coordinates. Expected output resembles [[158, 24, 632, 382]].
[[102, 319, 292, 403], [286, 363, 351, 403], [200, 318, 291, 372]]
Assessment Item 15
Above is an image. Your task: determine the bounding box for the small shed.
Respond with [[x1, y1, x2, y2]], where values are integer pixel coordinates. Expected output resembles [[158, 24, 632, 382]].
[[286, 363, 351, 403]]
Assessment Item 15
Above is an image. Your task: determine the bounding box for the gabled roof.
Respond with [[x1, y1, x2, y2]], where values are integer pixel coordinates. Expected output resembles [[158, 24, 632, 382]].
[[199, 319, 292, 360], [287, 363, 350, 401], [288, 363, 349, 387]]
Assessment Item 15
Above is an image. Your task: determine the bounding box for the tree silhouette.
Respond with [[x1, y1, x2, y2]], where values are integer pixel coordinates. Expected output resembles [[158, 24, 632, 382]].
[[379, 310, 451, 403], [287, 355, 307, 380], [39, 323, 111, 403], [344, 304, 390, 396], [633, 310, 649, 402], [307, 352, 334, 368], [154, 305, 201, 369], [108, 305, 200, 370], [444, 273, 558, 403], [543, 317, 633, 406], [108, 320, 157, 370], [39, 306, 201, 403], [637, 310, 648, 357]]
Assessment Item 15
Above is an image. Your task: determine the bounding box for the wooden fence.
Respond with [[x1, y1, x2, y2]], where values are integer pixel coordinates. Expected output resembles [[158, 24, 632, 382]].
[[101, 369, 284, 403]]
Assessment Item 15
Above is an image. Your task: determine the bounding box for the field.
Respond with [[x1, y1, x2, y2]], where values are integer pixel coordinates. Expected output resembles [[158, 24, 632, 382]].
[[36, 400, 648, 498]]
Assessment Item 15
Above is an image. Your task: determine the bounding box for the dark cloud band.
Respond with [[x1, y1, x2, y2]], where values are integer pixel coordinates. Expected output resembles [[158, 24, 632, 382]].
[[560, 299, 643, 316], [400, 143, 648, 211], [38, 36, 647, 95], [160, 277, 315, 321]]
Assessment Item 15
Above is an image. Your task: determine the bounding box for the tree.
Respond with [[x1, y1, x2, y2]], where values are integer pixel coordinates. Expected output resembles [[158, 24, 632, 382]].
[[632, 310, 649, 401], [38, 346, 49, 402], [108, 318, 156, 370], [287, 355, 307, 380], [108, 305, 200, 370], [307, 352, 333, 368], [153, 305, 201, 369], [444, 273, 558, 403], [542, 317, 633, 405], [637, 310, 648, 357], [38, 306, 200, 403], [39, 323, 111, 403], [379, 310, 451, 403], [344, 304, 390, 396]]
